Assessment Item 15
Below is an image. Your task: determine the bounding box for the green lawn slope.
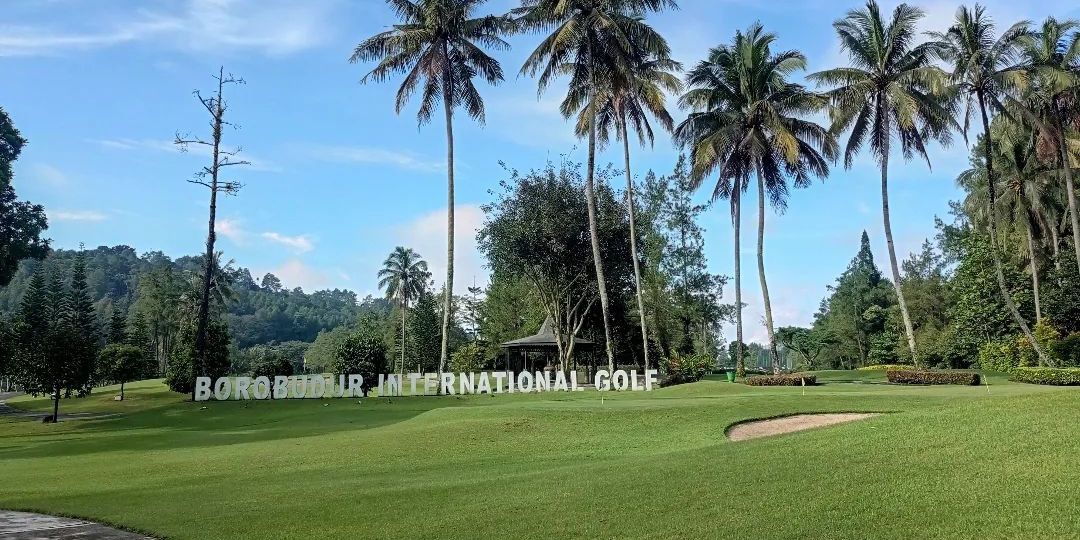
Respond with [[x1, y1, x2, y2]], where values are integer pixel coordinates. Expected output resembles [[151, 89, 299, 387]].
[[1, 375, 1077, 539]]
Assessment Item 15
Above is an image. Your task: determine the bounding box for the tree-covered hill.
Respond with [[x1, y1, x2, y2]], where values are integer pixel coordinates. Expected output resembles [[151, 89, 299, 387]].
[[0, 245, 376, 350]]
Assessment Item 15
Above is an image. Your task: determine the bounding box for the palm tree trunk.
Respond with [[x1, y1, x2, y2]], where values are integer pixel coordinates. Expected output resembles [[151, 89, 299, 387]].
[[755, 174, 780, 373], [620, 114, 649, 372], [1057, 122, 1080, 274], [733, 189, 744, 378], [1027, 224, 1042, 322], [977, 95, 1049, 365], [1050, 223, 1061, 272], [585, 78, 616, 374], [400, 299, 406, 381], [438, 75, 455, 395], [880, 151, 919, 366]]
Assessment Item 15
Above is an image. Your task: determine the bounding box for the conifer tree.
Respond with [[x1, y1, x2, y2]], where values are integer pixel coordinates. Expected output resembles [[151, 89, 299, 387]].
[[68, 251, 99, 395], [128, 312, 155, 377], [15, 269, 72, 421], [108, 304, 128, 344]]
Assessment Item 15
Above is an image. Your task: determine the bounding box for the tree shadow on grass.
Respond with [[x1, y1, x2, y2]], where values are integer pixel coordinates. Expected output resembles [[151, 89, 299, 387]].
[[0, 397, 450, 460]]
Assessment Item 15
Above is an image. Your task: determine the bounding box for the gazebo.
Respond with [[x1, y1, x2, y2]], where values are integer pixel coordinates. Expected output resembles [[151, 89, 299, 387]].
[[499, 317, 593, 373]]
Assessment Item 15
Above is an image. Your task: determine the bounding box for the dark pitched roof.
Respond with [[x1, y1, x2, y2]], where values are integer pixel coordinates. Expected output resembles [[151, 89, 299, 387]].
[[500, 317, 593, 348]]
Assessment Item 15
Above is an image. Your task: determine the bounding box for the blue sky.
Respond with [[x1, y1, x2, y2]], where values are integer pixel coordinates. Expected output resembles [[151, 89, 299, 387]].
[[3, 0, 1078, 344]]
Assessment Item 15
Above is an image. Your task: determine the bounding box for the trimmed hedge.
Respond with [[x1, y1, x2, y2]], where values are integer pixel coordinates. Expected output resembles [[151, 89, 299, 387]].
[[743, 373, 817, 386], [886, 369, 980, 386], [857, 364, 913, 371], [1010, 367, 1080, 386]]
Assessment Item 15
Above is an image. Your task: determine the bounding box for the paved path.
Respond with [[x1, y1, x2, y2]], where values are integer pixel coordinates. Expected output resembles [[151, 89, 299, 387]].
[[0, 511, 152, 539]]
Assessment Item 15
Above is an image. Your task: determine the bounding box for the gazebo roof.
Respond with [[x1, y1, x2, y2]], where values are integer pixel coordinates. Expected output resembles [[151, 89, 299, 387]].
[[500, 317, 593, 349]]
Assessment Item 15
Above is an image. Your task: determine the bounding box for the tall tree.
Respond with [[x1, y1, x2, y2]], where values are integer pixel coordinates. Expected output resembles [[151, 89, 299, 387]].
[[351, 0, 510, 384], [929, 4, 1048, 364], [68, 250, 99, 395], [14, 267, 91, 421], [813, 231, 896, 367], [1020, 18, 1080, 274], [108, 303, 128, 345], [675, 23, 836, 374], [478, 161, 633, 370], [516, 0, 676, 373], [809, 0, 955, 366], [959, 124, 1058, 326], [571, 28, 681, 372], [0, 107, 49, 286], [377, 246, 430, 377], [175, 67, 249, 398]]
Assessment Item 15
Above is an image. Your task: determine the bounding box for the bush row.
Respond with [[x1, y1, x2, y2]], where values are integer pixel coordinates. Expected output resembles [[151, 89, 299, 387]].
[[743, 373, 817, 386], [857, 364, 913, 371], [886, 369, 980, 385], [977, 320, 1080, 372], [1009, 367, 1080, 386]]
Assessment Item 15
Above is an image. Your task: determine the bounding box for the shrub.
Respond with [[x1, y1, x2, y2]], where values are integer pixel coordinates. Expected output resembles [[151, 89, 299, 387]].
[[1010, 367, 1080, 385], [450, 342, 485, 373], [333, 323, 388, 397], [252, 352, 294, 399], [1017, 320, 1061, 367], [743, 373, 817, 386], [98, 344, 146, 399], [1050, 333, 1080, 367], [662, 353, 714, 385], [857, 364, 912, 371], [977, 338, 1020, 373], [166, 319, 231, 395], [886, 369, 980, 385]]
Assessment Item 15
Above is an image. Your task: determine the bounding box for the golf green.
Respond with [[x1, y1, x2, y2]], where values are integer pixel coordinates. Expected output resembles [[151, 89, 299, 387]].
[[2, 372, 1078, 539]]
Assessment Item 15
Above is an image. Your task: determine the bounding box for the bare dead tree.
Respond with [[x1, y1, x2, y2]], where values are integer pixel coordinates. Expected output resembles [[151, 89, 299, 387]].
[[175, 67, 248, 398]]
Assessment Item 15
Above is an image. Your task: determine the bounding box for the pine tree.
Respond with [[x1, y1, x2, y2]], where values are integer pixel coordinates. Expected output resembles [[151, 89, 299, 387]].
[[813, 231, 897, 367], [408, 291, 442, 374], [68, 251, 99, 396], [127, 312, 155, 377], [0, 316, 11, 387], [15, 268, 71, 421], [108, 304, 128, 344]]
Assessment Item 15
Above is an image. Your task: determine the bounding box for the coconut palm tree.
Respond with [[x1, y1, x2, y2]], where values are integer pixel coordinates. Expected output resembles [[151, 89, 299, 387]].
[[1019, 17, 1080, 274], [674, 23, 837, 375], [809, 0, 955, 367], [570, 32, 682, 373], [959, 124, 1059, 327], [927, 5, 1048, 363], [515, 0, 676, 373], [351, 0, 510, 383], [378, 247, 431, 377]]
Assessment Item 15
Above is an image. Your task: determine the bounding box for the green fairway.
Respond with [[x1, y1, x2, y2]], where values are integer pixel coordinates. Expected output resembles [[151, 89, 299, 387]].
[[2, 373, 1079, 539]]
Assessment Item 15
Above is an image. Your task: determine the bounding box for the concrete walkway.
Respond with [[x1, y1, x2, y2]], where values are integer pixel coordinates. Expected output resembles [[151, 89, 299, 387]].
[[0, 511, 152, 539]]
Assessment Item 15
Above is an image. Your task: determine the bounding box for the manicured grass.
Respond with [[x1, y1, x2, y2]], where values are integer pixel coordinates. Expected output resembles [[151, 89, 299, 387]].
[[2, 374, 1078, 539]]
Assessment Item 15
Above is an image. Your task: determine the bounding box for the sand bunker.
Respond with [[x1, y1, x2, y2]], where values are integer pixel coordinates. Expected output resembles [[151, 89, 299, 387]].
[[726, 413, 879, 441]]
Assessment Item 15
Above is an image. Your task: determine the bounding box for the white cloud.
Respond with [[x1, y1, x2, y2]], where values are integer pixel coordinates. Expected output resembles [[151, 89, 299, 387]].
[[0, 0, 338, 57], [217, 218, 248, 245], [31, 164, 69, 188], [307, 145, 445, 173], [270, 259, 330, 292], [50, 209, 109, 222], [90, 137, 280, 172], [261, 232, 315, 254], [398, 204, 487, 294]]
